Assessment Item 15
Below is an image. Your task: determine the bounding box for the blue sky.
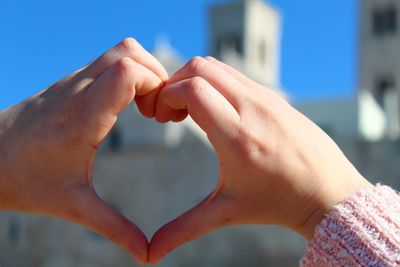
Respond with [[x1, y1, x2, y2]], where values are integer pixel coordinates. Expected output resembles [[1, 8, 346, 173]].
[[0, 0, 357, 109]]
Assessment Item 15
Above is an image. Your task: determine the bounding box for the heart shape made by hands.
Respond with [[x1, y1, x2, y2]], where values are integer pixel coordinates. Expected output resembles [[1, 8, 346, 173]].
[[3, 39, 359, 266]]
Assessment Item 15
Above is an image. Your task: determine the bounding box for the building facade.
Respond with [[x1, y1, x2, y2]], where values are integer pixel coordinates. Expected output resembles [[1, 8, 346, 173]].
[[358, 0, 400, 141], [296, 0, 400, 193], [209, 0, 281, 90]]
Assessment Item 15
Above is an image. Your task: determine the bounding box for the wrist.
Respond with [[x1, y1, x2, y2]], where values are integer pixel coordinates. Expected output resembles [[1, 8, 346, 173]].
[[297, 174, 373, 240]]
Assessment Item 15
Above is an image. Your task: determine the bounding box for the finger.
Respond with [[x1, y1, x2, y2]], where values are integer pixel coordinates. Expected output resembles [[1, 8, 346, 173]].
[[84, 38, 168, 80], [169, 57, 246, 111], [155, 77, 240, 143], [149, 193, 231, 264], [204, 56, 261, 88], [150, 86, 189, 122], [67, 192, 148, 265], [134, 88, 161, 118], [154, 85, 183, 123], [70, 38, 168, 91], [135, 85, 189, 120], [170, 109, 189, 122], [84, 57, 163, 145]]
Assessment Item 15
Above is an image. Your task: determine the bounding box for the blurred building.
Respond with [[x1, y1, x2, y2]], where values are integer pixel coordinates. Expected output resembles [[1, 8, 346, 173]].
[[295, 0, 400, 190], [358, 0, 400, 141], [1, 0, 399, 267], [209, 0, 281, 91]]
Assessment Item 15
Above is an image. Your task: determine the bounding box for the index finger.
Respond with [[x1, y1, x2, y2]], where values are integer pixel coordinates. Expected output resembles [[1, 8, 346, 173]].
[[168, 57, 247, 112], [74, 38, 168, 85]]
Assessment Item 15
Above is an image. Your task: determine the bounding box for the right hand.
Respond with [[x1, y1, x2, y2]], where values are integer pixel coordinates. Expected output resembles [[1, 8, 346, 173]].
[[148, 56, 372, 264]]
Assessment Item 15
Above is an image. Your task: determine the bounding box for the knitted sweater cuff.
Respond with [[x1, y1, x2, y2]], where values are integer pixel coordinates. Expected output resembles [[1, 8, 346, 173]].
[[300, 185, 400, 267]]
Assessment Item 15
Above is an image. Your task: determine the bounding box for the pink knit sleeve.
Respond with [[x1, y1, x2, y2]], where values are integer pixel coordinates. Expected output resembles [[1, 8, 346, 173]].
[[300, 185, 400, 267]]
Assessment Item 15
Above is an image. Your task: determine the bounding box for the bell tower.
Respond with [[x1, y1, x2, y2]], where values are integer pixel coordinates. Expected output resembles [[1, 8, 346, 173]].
[[209, 0, 281, 90], [358, 0, 400, 140]]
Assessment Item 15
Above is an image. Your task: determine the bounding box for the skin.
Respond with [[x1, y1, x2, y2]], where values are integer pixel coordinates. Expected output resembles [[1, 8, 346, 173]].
[[0, 38, 168, 265], [0, 38, 373, 265], [149, 56, 373, 264]]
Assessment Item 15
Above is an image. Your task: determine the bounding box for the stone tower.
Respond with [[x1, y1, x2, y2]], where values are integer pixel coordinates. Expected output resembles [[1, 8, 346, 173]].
[[209, 0, 281, 90], [358, 0, 400, 141]]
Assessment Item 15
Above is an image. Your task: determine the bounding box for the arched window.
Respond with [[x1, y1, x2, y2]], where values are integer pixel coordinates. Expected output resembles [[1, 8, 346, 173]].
[[109, 127, 122, 151], [373, 6, 397, 35], [387, 7, 397, 33], [217, 33, 243, 55], [375, 78, 399, 138], [259, 40, 267, 65], [376, 79, 394, 107]]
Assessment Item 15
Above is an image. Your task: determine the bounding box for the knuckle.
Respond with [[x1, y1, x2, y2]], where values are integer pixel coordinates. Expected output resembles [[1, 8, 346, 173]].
[[119, 37, 140, 56], [186, 56, 207, 74], [188, 76, 206, 88], [204, 56, 217, 63], [187, 77, 207, 98], [116, 57, 135, 72], [114, 57, 138, 78]]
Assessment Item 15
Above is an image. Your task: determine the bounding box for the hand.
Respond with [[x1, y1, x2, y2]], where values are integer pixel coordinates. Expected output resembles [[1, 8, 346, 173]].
[[149, 57, 372, 264], [0, 38, 167, 264]]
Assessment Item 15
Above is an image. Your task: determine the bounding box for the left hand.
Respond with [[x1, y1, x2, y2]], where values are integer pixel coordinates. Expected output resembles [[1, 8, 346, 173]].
[[0, 38, 167, 264]]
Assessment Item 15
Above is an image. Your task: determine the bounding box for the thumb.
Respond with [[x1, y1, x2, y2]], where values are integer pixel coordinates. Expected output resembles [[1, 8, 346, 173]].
[[84, 57, 163, 145], [66, 191, 149, 264], [149, 191, 231, 264]]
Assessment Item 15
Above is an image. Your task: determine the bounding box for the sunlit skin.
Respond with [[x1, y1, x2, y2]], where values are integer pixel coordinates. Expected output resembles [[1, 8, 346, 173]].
[[0, 38, 372, 265], [0, 38, 168, 265], [149, 56, 372, 264]]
